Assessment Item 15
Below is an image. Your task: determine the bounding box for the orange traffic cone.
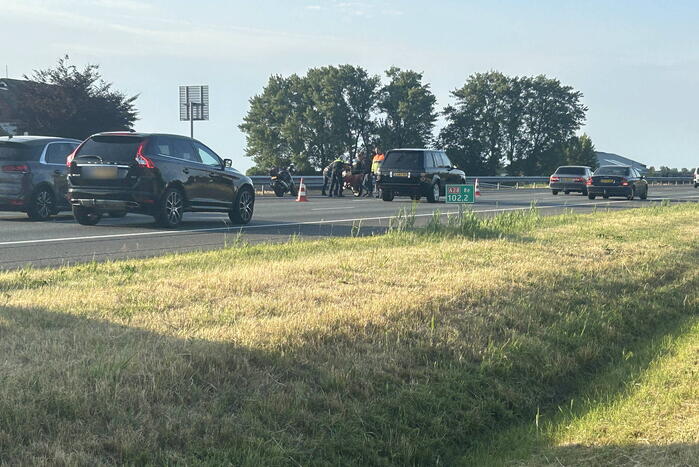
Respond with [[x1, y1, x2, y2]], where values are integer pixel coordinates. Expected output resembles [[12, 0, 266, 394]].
[[475, 178, 481, 197], [296, 178, 309, 202]]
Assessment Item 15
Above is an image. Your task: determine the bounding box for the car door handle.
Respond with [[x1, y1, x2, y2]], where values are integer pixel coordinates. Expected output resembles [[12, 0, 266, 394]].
[[182, 168, 189, 174]]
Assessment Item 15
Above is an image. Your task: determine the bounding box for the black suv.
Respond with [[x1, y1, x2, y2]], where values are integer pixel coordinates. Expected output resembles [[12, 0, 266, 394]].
[[67, 132, 255, 227], [0, 136, 80, 219], [377, 149, 466, 202]]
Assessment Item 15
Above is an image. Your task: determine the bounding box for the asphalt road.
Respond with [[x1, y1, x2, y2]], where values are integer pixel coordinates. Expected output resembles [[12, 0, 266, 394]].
[[1, 186, 697, 270]]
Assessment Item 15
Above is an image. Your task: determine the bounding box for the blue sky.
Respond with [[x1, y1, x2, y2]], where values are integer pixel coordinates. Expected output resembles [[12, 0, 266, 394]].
[[3, 0, 698, 170]]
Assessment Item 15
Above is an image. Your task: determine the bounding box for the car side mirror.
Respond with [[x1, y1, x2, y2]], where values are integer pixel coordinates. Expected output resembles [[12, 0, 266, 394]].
[[223, 159, 232, 168]]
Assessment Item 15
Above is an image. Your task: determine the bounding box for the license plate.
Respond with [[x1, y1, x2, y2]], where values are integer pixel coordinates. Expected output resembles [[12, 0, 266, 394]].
[[563, 177, 575, 182], [601, 178, 614, 184], [392, 172, 409, 177], [83, 166, 118, 179]]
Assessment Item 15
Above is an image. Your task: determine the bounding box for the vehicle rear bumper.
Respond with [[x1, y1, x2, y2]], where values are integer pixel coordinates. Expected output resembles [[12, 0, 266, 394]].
[[0, 195, 28, 211], [587, 186, 632, 197], [549, 182, 586, 192], [68, 187, 156, 213], [378, 181, 429, 196]]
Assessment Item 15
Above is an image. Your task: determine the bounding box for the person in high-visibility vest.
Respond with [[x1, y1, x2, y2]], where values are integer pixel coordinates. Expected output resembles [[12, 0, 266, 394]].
[[371, 147, 385, 197]]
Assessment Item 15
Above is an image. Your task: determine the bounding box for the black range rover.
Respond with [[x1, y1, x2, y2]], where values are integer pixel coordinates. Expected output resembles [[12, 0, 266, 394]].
[[67, 132, 255, 227], [377, 149, 466, 202]]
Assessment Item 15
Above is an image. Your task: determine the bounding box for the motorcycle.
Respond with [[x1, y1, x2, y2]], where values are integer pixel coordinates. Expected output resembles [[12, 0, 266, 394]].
[[269, 166, 297, 197]]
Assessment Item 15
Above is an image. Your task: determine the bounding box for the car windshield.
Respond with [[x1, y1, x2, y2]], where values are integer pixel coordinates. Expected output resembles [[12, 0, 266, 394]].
[[0, 142, 30, 161], [382, 151, 424, 170], [595, 166, 630, 176], [76, 135, 144, 163], [555, 167, 586, 175]]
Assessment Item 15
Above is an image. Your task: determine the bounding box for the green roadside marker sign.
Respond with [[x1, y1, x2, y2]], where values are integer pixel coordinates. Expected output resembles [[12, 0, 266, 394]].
[[446, 184, 475, 204]]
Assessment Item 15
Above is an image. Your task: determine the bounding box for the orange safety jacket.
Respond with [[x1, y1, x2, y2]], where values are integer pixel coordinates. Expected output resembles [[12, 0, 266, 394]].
[[371, 153, 385, 173]]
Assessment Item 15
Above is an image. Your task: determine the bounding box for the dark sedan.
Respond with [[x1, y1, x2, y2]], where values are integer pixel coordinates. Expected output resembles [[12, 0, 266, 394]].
[[549, 165, 593, 195], [0, 135, 81, 220], [587, 165, 648, 200]]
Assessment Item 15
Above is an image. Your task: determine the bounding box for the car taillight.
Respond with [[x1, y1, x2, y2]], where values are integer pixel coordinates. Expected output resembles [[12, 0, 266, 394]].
[[550, 176, 560, 182], [66, 150, 75, 167], [586, 178, 593, 185], [2, 164, 30, 173], [620, 178, 629, 186], [135, 141, 155, 169]]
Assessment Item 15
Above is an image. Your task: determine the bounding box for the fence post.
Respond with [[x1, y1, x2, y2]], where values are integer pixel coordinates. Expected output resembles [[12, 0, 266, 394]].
[[497, 182, 500, 190], [516, 182, 519, 189]]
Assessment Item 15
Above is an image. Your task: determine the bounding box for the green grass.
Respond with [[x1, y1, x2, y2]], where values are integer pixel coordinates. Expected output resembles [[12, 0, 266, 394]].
[[0, 203, 697, 465]]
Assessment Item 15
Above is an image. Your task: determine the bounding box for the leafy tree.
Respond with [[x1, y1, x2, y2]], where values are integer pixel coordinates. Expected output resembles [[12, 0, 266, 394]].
[[15, 55, 138, 139], [377, 67, 437, 150], [239, 74, 309, 172], [563, 134, 598, 168], [440, 72, 587, 175]]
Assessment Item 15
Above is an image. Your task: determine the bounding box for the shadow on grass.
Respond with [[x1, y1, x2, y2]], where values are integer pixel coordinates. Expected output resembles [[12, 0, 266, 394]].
[[0, 232, 697, 465]]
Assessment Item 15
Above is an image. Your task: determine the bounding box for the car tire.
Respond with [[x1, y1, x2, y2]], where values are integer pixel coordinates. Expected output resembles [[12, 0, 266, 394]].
[[694, 183, 698, 189], [382, 190, 394, 202], [427, 182, 440, 203], [273, 185, 285, 197], [640, 189, 648, 200], [564, 190, 570, 195], [27, 187, 56, 220], [410, 194, 421, 201], [603, 194, 610, 199], [627, 187, 635, 201], [108, 211, 127, 218], [229, 186, 255, 225], [72, 205, 102, 226], [582, 189, 588, 196], [588, 194, 596, 200], [552, 190, 559, 195], [156, 187, 185, 228]]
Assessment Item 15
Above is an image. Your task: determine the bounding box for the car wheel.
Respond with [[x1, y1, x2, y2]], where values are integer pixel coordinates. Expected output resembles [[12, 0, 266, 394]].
[[410, 194, 421, 201], [640, 189, 648, 200], [588, 194, 596, 200], [229, 186, 255, 225], [72, 205, 102, 226], [694, 183, 698, 189], [627, 187, 635, 201], [564, 190, 570, 195], [156, 187, 185, 228], [27, 187, 55, 220], [603, 194, 609, 199], [273, 185, 285, 197], [582, 189, 588, 196], [427, 182, 440, 203], [552, 190, 559, 195], [108, 211, 127, 218], [382, 189, 394, 201]]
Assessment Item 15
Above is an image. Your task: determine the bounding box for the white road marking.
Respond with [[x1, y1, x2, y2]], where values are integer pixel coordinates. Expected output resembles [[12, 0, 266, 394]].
[[311, 206, 358, 211], [0, 198, 676, 247]]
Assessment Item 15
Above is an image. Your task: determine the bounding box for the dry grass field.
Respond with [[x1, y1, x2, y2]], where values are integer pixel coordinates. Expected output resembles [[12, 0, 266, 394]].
[[0, 203, 697, 465]]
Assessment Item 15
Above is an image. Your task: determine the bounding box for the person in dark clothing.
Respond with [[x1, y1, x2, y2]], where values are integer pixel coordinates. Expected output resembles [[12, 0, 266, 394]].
[[328, 158, 345, 197], [321, 163, 332, 196], [361, 152, 373, 196]]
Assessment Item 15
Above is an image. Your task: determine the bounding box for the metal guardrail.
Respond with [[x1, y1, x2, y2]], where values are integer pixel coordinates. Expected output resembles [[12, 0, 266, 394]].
[[247, 175, 695, 191]]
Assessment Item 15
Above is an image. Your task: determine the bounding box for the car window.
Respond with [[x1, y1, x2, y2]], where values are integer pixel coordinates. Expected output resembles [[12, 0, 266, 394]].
[[171, 138, 200, 163], [45, 142, 76, 164], [432, 152, 444, 168], [77, 136, 144, 163], [382, 151, 425, 170], [594, 166, 630, 176], [441, 153, 453, 168], [425, 152, 435, 168], [193, 142, 222, 167], [555, 167, 586, 175], [148, 136, 172, 157]]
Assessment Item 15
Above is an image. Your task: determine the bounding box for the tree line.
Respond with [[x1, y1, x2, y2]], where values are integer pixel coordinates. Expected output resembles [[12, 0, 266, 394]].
[[241, 67, 597, 175]]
